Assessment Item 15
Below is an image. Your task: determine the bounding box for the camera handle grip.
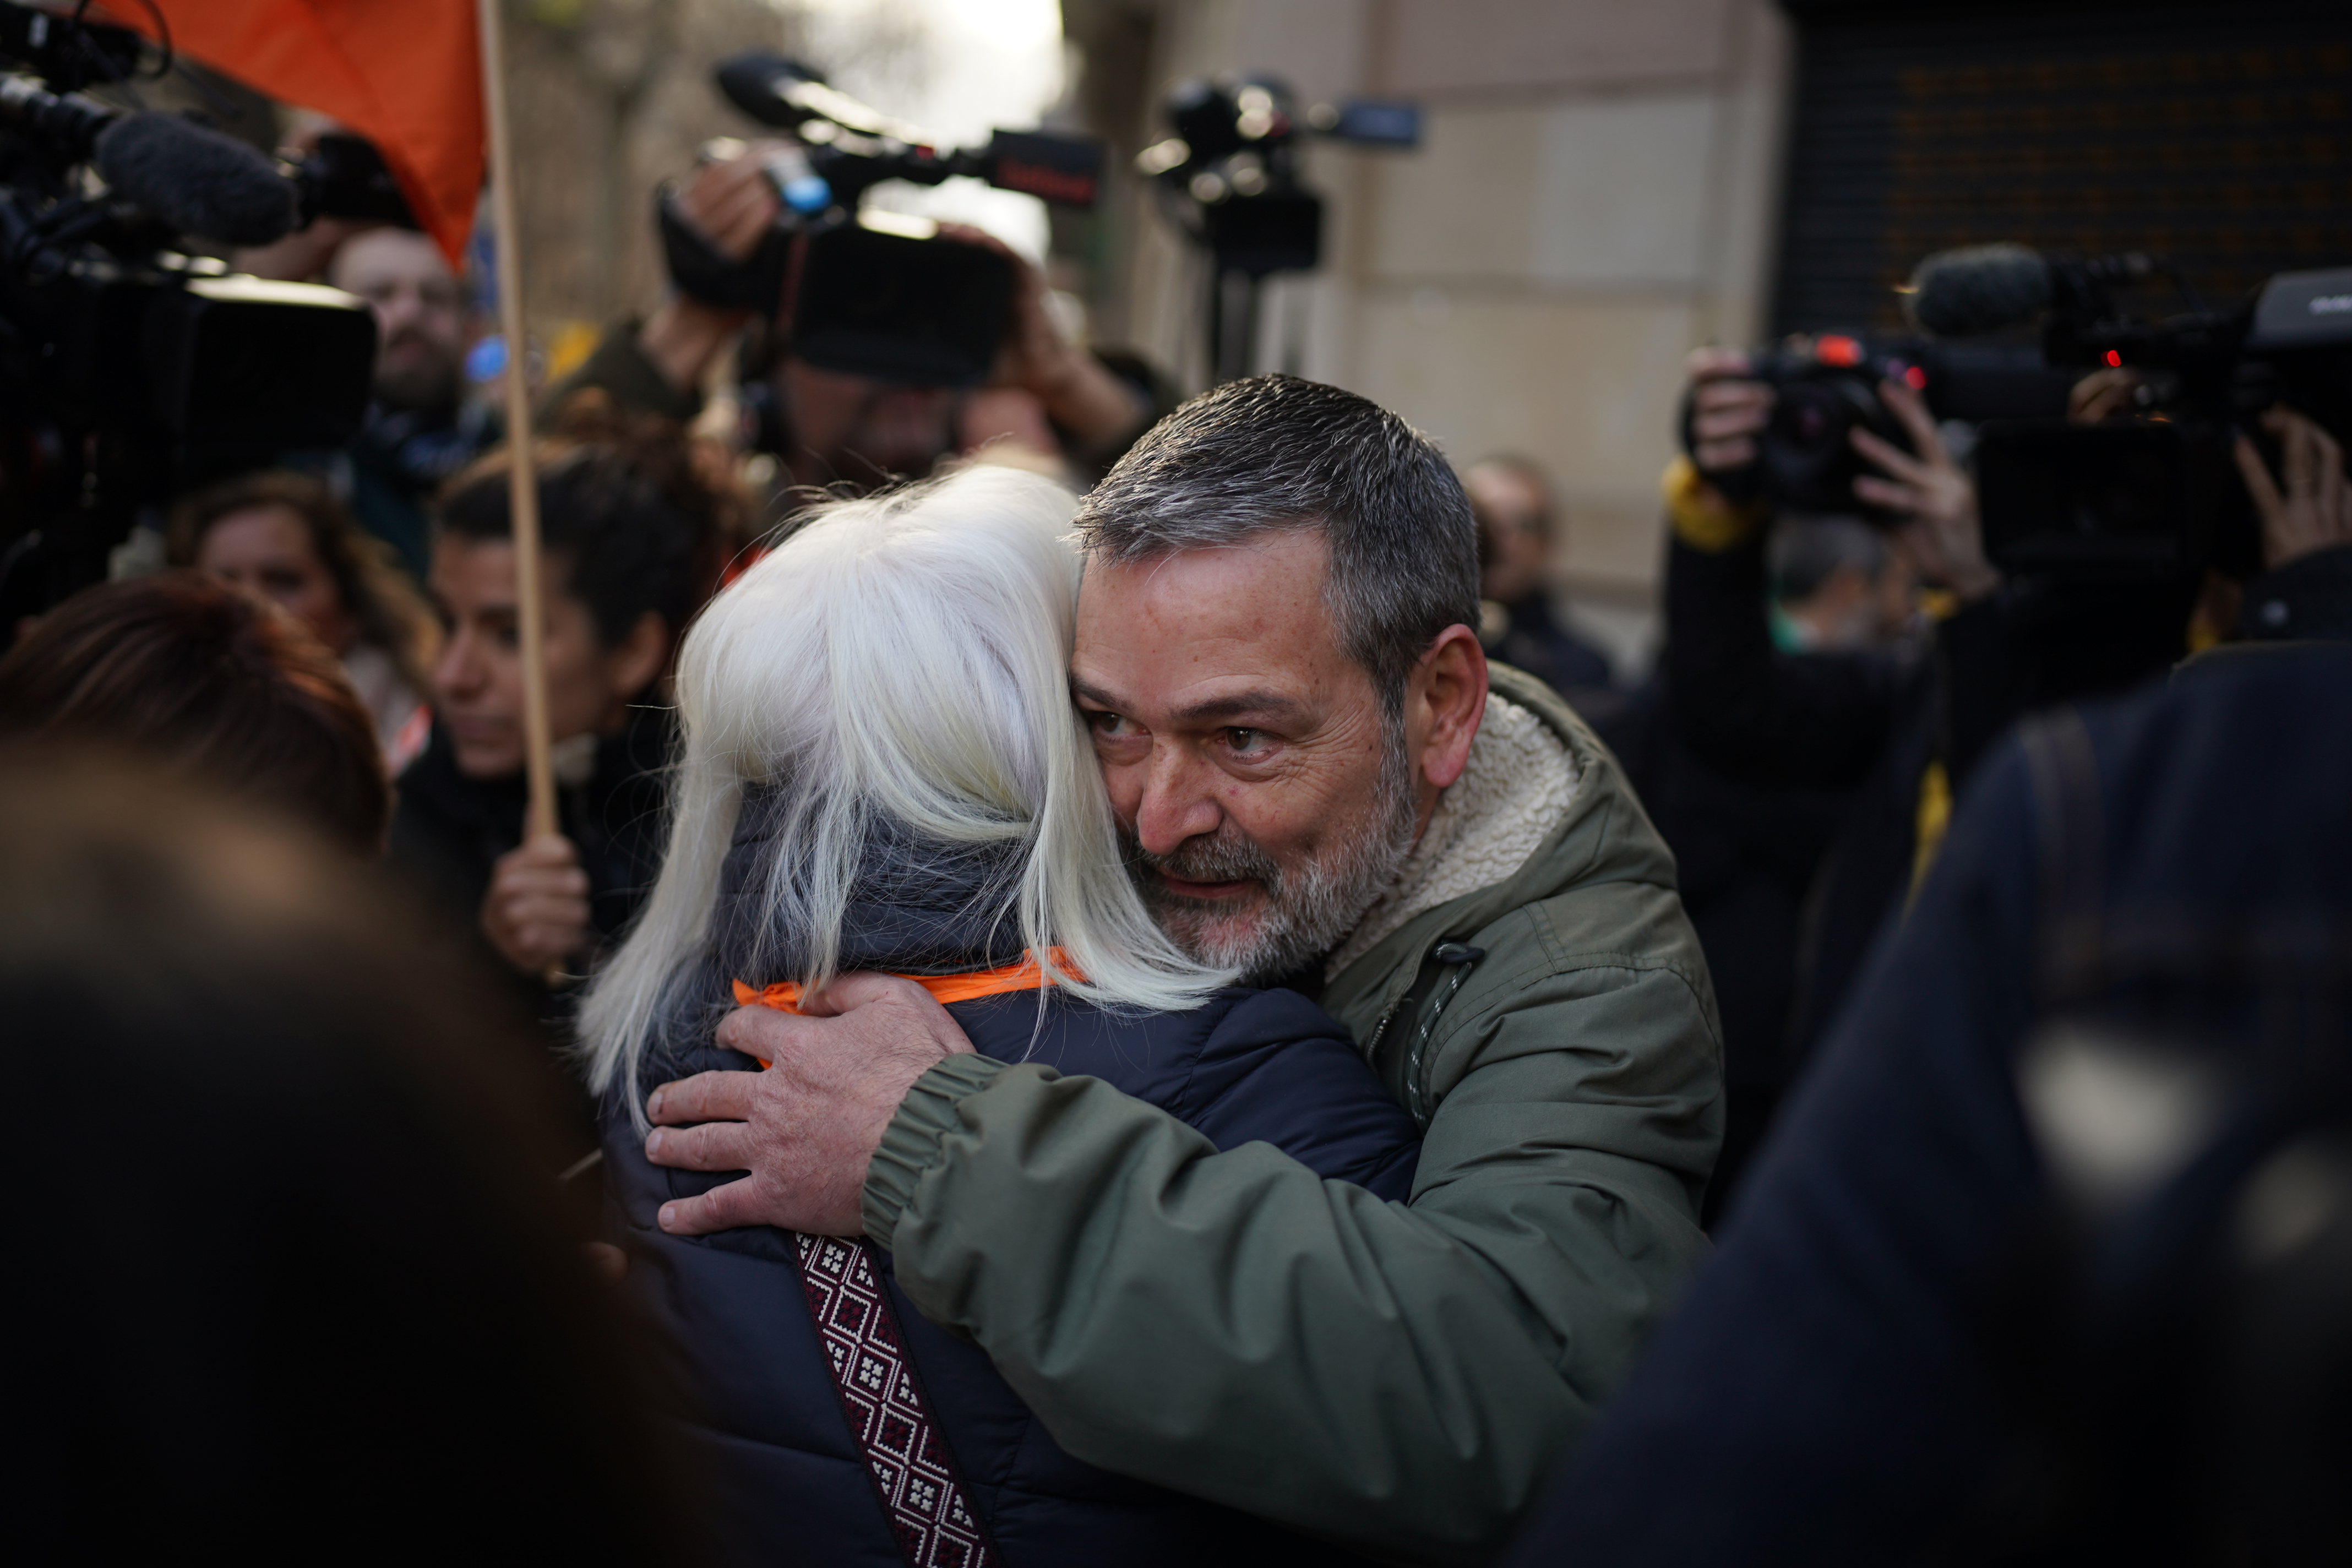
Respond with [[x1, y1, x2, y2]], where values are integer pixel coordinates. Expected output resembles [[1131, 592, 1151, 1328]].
[[656, 189, 795, 314]]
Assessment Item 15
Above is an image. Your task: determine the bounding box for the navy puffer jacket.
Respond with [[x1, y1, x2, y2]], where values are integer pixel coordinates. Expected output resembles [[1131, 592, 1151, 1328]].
[[603, 803, 1420, 1568]]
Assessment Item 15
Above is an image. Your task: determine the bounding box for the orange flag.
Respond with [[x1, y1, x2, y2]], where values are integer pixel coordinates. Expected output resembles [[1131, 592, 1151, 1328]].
[[114, 1, 484, 267]]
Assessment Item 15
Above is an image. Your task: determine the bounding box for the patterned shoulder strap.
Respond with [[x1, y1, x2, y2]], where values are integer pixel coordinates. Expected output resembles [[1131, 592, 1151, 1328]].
[[793, 1233, 998, 1568]]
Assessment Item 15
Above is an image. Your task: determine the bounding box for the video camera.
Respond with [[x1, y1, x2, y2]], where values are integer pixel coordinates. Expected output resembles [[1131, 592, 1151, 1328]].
[[0, 2, 379, 624], [1135, 75, 1419, 382], [1681, 245, 2352, 586], [666, 52, 1104, 390], [1909, 243, 2352, 581]]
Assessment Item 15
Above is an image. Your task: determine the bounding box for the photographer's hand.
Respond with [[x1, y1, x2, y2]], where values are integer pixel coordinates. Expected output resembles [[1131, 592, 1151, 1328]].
[[638, 144, 789, 393], [2068, 366, 2142, 424], [1853, 378, 2001, 603], [1685, 347, 1774, 477], [234, 215, 382, 284], [2234, 406, 2352, 571], [939, 223, 1148, 456]]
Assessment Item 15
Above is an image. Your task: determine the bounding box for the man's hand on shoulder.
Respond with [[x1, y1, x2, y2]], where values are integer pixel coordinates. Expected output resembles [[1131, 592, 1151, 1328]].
[[644, 973, 978, 1236]]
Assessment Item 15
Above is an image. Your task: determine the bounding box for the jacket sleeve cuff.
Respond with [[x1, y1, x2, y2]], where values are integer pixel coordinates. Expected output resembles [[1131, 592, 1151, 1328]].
[[863, 1053, 1011, 1250]]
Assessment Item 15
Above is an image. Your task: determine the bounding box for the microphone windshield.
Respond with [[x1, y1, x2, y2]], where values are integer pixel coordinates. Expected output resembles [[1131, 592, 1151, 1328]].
[[1905, 243, 2052, 339], [95, 112, 297, 248]]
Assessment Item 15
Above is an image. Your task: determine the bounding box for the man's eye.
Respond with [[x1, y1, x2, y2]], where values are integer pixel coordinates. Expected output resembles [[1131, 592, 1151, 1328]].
[[1225, 727, 1272, 756], [1087, 710, 1135, 738]]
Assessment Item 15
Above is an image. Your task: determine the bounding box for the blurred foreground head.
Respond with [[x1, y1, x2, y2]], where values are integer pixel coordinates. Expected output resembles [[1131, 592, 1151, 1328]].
[[0, 756, 693, 1560], [0, 571, 389, 854]]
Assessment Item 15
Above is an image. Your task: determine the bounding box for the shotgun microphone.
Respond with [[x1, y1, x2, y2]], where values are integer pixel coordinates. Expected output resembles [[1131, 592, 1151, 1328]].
[[0, 75, 296, 246], [94, 111, 297, 247], [1904, 243, 2052, 337]]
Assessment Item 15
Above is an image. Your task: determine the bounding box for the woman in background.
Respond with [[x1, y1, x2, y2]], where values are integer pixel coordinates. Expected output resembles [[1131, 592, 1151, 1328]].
[[170, 469, 439, 773]]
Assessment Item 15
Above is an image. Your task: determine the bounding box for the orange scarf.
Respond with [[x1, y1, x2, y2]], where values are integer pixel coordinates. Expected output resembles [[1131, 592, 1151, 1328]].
[[730, 948, 1083, 1016]]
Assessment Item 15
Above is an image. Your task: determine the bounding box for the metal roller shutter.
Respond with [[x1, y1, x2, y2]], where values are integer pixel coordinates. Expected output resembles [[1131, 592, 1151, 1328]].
[[1773, 1, 2352, 337]]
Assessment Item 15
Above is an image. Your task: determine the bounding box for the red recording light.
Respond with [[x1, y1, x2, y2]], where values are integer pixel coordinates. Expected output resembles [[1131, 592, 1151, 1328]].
[[1903, 364, 1928, 391], [2105, 349, 2122, 368], [1816, 334, 1863, 367]]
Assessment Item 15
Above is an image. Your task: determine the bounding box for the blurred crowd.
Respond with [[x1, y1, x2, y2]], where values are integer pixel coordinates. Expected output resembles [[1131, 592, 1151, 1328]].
[[12, 101, 2352, 1568]]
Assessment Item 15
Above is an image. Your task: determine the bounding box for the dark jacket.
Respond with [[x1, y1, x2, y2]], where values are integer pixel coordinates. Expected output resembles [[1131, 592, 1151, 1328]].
[[292, 398, 500, 581], [1607, 669, 1858, 1224], [1660, 528, 2002, 1210], [386, 704, 676, 986], [386, 706, 674, 1150], [1483, 593, 1614, 699], [1504, 643, 2352, 1565], [605, 805, 1421, 1568]]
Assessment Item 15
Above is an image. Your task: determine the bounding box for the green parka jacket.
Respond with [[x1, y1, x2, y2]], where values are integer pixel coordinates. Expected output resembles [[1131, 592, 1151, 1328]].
[[859, 665, 1724, 1565]]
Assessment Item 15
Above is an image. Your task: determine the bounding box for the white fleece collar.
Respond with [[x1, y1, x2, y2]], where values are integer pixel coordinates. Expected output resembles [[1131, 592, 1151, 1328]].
[[1325, 693, 1582, 981]]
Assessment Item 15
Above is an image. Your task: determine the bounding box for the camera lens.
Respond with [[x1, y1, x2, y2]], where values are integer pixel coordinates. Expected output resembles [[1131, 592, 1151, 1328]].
[[1774, 384, 1845, 456]]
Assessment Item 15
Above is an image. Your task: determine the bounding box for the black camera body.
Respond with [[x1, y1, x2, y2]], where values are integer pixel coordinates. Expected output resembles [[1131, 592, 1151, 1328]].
[[0, 6, 377, 623], [1679, 333, 2076, 519], [1909, 243, 2352, 582], [1698, 337, 1917, 516], [676, 53, 1097, 392]]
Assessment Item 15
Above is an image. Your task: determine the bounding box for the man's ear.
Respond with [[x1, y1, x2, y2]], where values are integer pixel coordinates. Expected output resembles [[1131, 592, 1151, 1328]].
[[1413, 624, 1488, 792], [604, 611, 671, 701]]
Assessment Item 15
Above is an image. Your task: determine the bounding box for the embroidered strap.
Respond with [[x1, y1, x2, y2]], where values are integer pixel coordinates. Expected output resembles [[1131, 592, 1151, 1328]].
[[793, 1232, 997, 1568]]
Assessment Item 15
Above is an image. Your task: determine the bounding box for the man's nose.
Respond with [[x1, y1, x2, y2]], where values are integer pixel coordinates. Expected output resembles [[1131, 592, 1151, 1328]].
[[1132, 746, 1225, 857], [374, 287, 420, 335]]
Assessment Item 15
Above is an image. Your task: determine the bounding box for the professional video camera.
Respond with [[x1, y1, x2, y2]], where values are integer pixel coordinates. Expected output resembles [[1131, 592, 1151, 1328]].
[[667, 52, 1104, 393], [0, 2, 378, 624], [1907, 242, 2352, 581], [1135, 77, 1419, 383]]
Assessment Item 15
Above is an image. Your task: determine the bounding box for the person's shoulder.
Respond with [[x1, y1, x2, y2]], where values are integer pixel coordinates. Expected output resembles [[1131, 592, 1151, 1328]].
[[1197, 984, 1355, 1055], [946, 986, 1255, 1106]]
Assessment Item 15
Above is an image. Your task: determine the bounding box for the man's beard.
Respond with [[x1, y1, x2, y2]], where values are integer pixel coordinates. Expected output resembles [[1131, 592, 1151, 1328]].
[[1126, 726, 1420, 983], [374, 331, 461, 412]]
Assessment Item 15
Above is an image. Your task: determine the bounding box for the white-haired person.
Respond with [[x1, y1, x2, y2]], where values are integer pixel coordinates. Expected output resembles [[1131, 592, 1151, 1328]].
[[582, 464, 1416, 1568]]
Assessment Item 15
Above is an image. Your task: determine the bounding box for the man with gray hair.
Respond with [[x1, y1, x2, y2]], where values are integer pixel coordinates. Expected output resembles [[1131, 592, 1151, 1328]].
[[639, 376, 1723, 1564]]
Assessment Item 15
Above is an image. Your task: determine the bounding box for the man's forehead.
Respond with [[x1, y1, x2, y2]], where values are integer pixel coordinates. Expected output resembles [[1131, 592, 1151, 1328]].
[[333, 229, 455, 291], [1072, 532, 1364, 711], [1081, 529, 1326, 598]]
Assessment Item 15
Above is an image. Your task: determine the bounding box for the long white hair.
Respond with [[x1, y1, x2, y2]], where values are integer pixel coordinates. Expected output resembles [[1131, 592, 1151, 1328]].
[[579, 464, 1228, 1118]]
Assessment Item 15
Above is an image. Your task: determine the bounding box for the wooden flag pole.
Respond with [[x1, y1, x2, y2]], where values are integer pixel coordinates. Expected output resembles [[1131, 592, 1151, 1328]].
[[475, 0, 556, 845]]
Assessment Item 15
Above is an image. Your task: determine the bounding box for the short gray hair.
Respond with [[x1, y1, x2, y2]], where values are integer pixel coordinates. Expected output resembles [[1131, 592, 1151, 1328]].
[[1075, 375, 1480, 711]]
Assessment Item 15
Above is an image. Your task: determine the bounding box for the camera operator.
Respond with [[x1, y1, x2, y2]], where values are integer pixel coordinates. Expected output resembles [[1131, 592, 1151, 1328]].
[[237, 123, 496, 581], [1669, 344, 2352, 1212], [553, 140, 1167, 490], [1657, 349, 2017, 1212], [1619, 505, 1922, 1221]]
